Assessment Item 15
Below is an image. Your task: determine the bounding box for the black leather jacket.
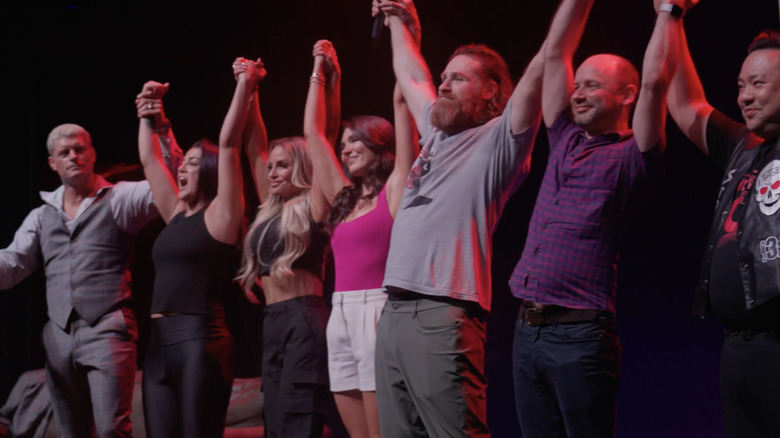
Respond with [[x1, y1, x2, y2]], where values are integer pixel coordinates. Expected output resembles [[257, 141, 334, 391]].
[[693, 111, 780, 318]]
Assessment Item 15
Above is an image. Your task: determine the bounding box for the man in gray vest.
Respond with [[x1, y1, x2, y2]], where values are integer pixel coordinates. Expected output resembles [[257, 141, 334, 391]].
[[0, 116, 179, 437]]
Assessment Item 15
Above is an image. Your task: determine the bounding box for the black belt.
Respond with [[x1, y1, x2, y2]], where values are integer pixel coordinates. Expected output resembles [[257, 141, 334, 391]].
[[519, 300, 610, 327], [724, 328, 778, 341], [387, 287, 488, 320]]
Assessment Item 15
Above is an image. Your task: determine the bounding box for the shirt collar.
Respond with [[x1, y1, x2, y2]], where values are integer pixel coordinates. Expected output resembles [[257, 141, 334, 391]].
[[577, 127, 634, 144], [39, 175, 114, 211]]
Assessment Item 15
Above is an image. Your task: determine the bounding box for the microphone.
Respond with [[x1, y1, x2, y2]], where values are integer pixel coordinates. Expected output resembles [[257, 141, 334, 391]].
[[372, 15, 384, 40]]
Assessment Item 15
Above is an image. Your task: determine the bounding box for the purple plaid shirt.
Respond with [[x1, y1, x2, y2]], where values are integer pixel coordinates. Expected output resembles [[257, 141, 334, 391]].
[[509, 114, 656, 313]]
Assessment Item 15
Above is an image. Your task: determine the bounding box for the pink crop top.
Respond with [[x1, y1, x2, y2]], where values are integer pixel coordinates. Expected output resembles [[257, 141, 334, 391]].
[[330, 186, 394, 291]]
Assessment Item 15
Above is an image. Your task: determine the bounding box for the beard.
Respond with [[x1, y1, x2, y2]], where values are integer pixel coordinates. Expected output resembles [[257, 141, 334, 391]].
[[430, 96, 486, 135]]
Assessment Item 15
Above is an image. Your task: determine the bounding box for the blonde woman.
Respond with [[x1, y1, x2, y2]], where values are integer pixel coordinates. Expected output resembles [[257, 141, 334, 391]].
[[236, 57, 332, 438]]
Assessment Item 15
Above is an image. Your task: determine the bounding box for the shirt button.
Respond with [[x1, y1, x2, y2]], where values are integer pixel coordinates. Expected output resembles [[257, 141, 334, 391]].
[[554, 200, 560, 206], [563, 177, 569, 183], [543, 223, 549, 229], [534, 247, 540, 254]]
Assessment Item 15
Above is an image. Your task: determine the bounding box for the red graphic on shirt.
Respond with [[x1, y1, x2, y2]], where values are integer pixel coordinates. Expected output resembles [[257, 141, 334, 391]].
[[723, 172, 757, 233], [759, 180, 780, 195], [406, 148, 430, 190]]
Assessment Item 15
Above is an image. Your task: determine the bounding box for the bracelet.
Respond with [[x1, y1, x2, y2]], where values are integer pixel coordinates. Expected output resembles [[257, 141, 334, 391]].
[[658, 3, 683, 19], [309, 73, 327, 86]]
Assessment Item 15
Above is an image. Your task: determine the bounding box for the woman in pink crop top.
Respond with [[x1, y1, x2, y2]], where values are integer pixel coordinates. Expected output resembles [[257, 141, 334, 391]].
[[303, 37, 419, 437]]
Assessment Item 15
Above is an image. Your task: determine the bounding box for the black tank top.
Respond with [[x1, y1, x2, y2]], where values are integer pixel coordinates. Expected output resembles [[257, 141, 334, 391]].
[[151, 209, 239, 317], [248, 216, 329, 279]]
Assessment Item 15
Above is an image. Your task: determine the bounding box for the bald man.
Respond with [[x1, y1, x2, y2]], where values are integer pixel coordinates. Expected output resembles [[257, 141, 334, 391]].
[[509, 0, 688, 436]]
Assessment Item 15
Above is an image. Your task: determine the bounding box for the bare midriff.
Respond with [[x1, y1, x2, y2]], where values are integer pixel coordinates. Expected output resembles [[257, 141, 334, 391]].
[[261, 268, 323, 305]]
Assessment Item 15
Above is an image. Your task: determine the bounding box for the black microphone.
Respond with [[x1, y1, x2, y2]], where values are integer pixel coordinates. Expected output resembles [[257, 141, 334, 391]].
[[372, 15, 384, 40]]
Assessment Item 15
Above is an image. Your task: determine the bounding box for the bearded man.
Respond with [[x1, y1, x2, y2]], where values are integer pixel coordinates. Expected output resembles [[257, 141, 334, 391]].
[[371, 0, 546, 435]]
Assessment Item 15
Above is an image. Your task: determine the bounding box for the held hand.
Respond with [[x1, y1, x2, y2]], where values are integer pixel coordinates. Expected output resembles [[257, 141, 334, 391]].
[[312, 40, 341, 78], [371, 0, 385, 23], [374, 0, 421, 45], [233, 57, 268, 88], [232, 57, 249, 82], [136, 81, 169, 100], [135, 98, 164, 119], [135, 97, 169, 131], [247, 58, 268, 87]]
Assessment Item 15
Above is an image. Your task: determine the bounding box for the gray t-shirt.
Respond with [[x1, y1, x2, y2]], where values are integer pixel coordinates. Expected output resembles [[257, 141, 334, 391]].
[[383, 101, 540, 311]]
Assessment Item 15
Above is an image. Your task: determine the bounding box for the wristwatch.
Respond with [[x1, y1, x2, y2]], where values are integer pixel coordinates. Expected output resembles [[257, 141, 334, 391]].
[[659, 3, 684, 19]]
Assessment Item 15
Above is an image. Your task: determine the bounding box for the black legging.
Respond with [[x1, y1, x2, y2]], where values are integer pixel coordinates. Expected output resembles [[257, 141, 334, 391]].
[[142, 314, 235, 438]]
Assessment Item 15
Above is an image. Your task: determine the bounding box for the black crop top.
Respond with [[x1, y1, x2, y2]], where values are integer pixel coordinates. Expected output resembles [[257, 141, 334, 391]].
[[151, 209, 239, 317], [248, 216, 329, 279]]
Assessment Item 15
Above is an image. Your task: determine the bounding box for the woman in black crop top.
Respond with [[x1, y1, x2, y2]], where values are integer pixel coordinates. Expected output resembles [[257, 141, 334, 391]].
[[134, 58, 263, 438], [235, 71, 333, 438]]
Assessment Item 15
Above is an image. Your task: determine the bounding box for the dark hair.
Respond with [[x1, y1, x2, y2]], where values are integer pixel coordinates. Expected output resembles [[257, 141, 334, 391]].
[[192, 138, 219, 204], [449, 44, 513, 121], [325, 115, 395, 227], [748, 30, 780, 54]]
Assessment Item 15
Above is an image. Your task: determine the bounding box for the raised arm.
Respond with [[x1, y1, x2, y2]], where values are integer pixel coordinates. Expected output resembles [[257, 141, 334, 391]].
[[385, 83, 420, 217], [303, 40, 350, 223], [203, 58, 262, 244], [324, 45, 342, 148], [666, 3, 712, 154], [136, 81, 183, 172], [136, 81, 180, 222], [542, 0, 595, 127], [374, 0, 436, 130], [632, 2, 690, 153], [510, 40, 546, 135], [240, 58, 271, 203]]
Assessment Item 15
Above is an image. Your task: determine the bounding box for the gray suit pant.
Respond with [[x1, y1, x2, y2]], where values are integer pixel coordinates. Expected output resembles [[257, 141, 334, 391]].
[[42, 307, 137, 438]]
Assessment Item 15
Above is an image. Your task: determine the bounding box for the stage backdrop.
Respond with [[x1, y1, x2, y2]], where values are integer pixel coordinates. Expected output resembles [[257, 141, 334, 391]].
[[3, 1, 778, 436]]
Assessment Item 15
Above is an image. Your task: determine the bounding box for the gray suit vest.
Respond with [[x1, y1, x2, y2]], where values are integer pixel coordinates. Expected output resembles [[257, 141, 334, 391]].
[[39, 188, 134, 329]]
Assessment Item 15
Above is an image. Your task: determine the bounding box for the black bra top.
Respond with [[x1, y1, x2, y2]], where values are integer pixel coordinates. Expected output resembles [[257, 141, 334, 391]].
[[248, 216, 329, 278]]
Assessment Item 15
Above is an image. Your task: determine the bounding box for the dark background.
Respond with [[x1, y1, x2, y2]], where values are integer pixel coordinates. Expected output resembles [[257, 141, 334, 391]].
[[2, 1, 779, 436]]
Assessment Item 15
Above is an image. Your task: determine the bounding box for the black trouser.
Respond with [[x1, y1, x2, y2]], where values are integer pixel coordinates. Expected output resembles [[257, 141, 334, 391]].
[[263, 296, 330, 438], [142, 314, 235, 438], [720, 329, 780, 438]]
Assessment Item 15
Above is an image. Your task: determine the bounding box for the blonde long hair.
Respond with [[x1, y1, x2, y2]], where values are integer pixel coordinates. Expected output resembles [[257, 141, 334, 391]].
[[238, 137, 316, 290]]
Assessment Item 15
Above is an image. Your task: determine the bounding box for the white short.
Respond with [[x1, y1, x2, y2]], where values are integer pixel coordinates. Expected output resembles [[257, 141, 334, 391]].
[[326, 288, 387, 392]]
